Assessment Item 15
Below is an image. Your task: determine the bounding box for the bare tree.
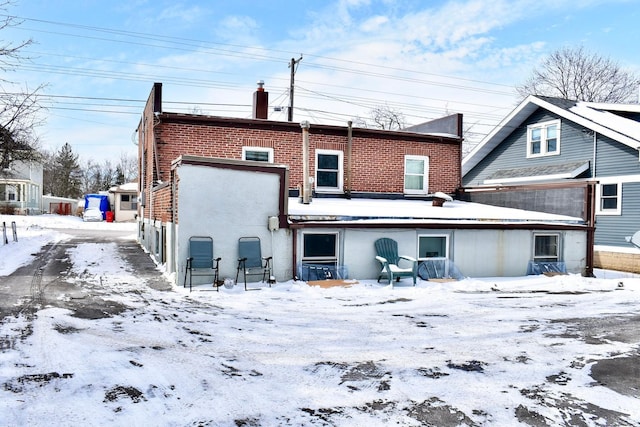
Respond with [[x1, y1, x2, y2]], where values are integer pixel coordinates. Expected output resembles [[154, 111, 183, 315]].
[[0, 1, 45, 174], [0, 85, 45, 171], [117, 152, 138, 183], [517, 46, 640, 103], [353, 105, 407, 130]]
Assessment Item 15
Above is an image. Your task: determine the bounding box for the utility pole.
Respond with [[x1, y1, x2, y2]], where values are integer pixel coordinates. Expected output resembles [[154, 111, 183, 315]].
[[288, 55, 303, 122]]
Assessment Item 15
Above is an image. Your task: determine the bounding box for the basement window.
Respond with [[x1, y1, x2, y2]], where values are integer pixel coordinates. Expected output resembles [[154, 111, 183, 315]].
[[302, 232, 339, 266], [533, 233, 560, 262], [418, 235, 449, 259]]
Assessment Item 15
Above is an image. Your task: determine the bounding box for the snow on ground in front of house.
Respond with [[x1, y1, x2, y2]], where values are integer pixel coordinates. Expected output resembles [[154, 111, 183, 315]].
[[1, 214, 639, 425], [0, 214, 135, 275]]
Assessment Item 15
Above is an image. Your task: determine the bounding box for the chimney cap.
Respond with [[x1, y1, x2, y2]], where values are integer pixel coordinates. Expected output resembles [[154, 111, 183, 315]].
[[257, 80, 265, 88]]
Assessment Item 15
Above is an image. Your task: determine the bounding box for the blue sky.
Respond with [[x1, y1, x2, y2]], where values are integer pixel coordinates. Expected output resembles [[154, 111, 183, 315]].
[[2, 0, 639, 164]]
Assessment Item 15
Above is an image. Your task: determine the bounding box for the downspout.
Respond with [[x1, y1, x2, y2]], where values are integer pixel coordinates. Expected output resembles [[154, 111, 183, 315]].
[[346, 121, 352, 199], [592, 131, 597, 177], [300, 121, 311, 204], [292, 228, 298, 280], [585, 182, 596, 277], [587, 130, 597, 277]]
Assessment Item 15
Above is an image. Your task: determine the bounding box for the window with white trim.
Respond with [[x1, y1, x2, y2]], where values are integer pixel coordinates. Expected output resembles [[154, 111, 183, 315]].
[[404, 155, 429, 194], [418, 235, 449, 260], [315, 149, 343, 192], [533, 233, 560, 262], [120, 194, 138, 211], [596, 182, 622, 215], [527, 120, 560, 157], [242, 146, 274, 163], [301, 232, 339, 266]]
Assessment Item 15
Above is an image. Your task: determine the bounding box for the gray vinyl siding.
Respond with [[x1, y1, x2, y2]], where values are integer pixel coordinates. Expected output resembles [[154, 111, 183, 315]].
[[463, 109, 594, 186], [594, 134, 640, 177], [595, 182, 640, 247]]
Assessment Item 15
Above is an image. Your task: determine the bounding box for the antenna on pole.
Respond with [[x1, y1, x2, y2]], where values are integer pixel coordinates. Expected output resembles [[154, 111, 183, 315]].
[[288, 55, 303, 122]]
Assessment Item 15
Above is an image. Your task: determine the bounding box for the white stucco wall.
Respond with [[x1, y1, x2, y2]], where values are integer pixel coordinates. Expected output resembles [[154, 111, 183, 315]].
[[297, 226, 587, 281], [453, 229, 586, 277], [176, 163, 292, 286]]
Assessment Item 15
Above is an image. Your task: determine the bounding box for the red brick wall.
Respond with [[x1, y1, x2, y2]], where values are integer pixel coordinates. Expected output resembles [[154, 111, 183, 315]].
[[151, 185, 172, 223], [151, 119, 461, 195], [138, 90, 462, 225]]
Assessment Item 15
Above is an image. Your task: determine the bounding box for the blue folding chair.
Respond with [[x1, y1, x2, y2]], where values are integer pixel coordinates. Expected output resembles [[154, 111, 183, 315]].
[[184, 236, 221, 291], [235, 237, 274, 290]]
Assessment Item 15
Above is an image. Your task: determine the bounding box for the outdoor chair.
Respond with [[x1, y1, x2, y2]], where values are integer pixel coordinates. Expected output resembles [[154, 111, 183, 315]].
[[184, 236, 222, 292], [374, 237, 417, 286], [235, 236, 274, 290]]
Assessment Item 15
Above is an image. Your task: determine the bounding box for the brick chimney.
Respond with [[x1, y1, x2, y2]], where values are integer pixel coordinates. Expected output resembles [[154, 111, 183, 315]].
[[253, 80, 269, 119]]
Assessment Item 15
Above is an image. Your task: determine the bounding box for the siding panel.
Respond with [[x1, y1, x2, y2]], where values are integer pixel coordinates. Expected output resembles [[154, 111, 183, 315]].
[[595, 182, 640, 247], [463, 109, 594, 186]]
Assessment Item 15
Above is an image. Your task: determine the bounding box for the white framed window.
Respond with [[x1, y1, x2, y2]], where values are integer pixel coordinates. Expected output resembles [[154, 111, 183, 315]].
[[301, 232, 339, 266], [120, 194, 138, 211], [418, 234, 449, 260], [404, 155, 429, 194], [595, 181, 622, 215], [315, 149, 343, 192], [242, 146, 274, 163], [527, 120, 560, 158], [533, 233, 560, 262]]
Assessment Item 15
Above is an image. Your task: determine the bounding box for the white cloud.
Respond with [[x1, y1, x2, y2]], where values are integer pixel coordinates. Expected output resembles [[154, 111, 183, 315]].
[[157, 4, 206, 24]]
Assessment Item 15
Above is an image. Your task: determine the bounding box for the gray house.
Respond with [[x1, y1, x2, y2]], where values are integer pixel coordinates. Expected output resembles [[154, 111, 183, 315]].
[[462, 95, 640, 274], [0, 160, 43, 215]]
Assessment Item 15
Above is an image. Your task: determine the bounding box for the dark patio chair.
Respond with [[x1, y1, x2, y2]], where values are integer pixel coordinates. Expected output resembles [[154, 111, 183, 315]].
[[235, 237, 274, 290], [374, 237, 417, 286], [183, 236, 221, 292]]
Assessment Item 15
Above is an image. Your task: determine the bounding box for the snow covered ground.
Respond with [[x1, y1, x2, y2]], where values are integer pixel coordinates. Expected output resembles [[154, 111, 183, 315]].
[[1, 214, 639, 426]]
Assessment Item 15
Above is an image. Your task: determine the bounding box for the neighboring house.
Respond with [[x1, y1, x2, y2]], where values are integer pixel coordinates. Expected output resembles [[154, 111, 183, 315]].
[[109, 182, 138, 222], [462, 95, 640, 274], [138, 84, 590, 285], [0, 160, 43, 215]]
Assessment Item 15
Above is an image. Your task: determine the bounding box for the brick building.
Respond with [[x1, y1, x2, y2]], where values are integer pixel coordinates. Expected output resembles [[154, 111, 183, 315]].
[[137, 83, 588, 285]]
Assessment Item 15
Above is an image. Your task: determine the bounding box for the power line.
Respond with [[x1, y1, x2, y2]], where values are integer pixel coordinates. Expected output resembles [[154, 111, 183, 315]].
[[8, 13, 517, 99]]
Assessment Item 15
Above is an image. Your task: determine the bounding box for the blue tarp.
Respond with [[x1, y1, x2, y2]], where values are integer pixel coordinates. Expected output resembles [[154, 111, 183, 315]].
[[84, 194, 110, 220]]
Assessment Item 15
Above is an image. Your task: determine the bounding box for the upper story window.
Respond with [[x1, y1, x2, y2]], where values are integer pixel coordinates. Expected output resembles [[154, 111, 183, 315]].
[[596, 181, 622, 215], [527, 120, 560, 158], [242, 146, 274, 163], [404, 155, 429, 194], [315, 149, 343, 192]]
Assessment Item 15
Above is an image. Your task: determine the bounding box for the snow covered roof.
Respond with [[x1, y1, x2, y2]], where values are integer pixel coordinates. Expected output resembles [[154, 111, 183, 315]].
[[109, 182, 138, 193], [287, 197, 585, 225], [462, 95, 640, 176]]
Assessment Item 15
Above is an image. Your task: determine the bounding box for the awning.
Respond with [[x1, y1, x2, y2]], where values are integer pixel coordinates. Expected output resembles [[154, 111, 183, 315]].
[[484, 160, 590, 185]]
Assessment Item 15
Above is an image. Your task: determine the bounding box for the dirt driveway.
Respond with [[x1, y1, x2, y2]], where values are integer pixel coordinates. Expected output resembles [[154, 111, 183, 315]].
[[1, 228, 639, 426]]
